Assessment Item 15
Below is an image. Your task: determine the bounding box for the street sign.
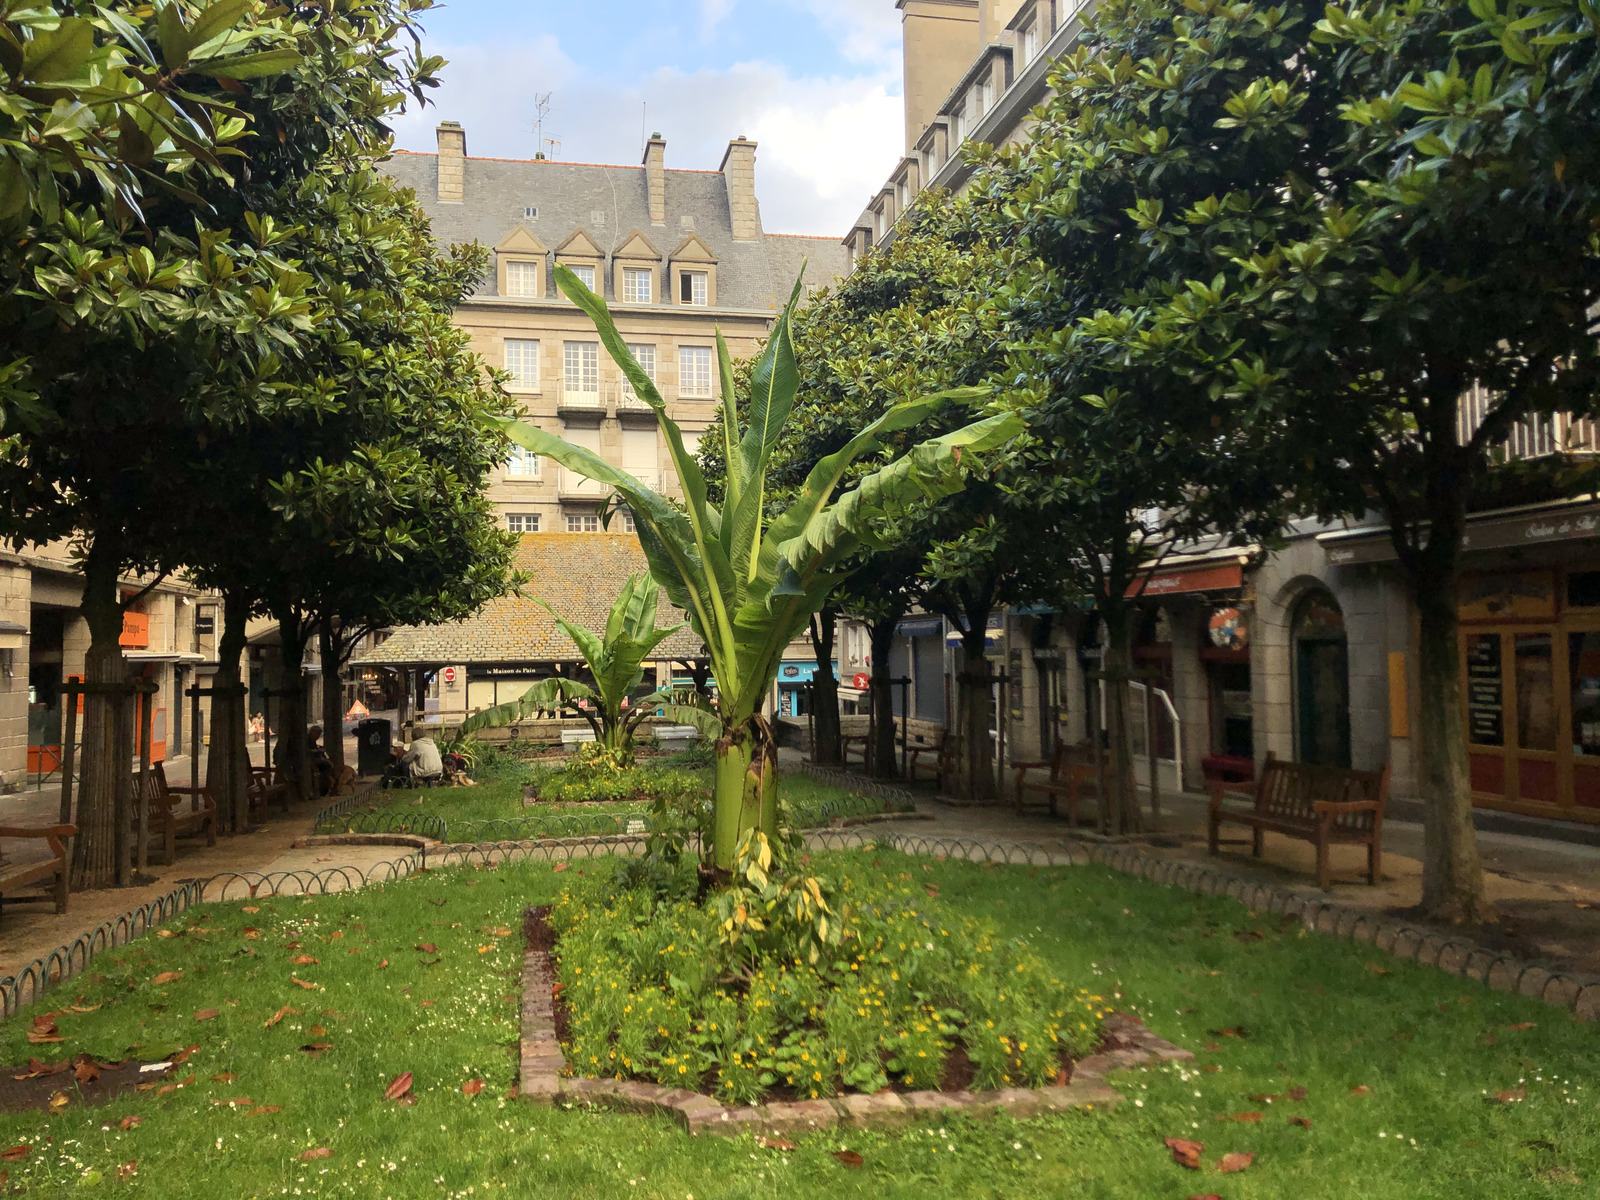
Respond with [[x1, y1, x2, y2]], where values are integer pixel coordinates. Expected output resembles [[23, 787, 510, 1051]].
[[852, 672, 870, 690], [443, 667, 458, 685]]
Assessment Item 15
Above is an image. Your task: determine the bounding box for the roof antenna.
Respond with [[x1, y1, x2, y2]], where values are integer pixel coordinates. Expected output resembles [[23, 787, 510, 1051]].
[[532, 92, 553, 160]]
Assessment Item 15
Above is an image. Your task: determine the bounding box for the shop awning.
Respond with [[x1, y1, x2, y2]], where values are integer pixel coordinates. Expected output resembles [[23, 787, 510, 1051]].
[[1319, 498, 1600, 567], [895, 617, 944, 638], [1126, 559, 1245, 598]]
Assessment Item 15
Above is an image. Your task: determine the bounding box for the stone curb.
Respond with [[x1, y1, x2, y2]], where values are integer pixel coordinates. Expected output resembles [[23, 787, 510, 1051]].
[[517, 912, 1190, 1134], [1067, 841, 1600, 1023]]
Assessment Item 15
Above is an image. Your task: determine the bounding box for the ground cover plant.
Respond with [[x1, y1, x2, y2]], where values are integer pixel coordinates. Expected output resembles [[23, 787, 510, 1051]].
[[553, 853, 1107, 1102], [0, 855, 1591, 1196]]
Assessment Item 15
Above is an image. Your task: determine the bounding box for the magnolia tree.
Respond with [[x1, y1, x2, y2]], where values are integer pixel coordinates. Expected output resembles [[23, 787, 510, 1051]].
[[504, 266, 1020, 872]]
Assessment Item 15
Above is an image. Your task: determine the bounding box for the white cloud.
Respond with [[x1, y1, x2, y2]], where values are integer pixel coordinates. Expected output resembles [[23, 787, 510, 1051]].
[[389, 45, 903, 236], [698, 0, 737, 39]]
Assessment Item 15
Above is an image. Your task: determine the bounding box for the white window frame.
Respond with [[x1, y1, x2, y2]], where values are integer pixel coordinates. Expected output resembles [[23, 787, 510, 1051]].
[[565, 513, 600, 533], [504, 339, 540, 390], [567, 263, 597, 291], [505, 259, 540, 298], [623, 343, 657, 398], [507, 512, 540, 533], [505, 445, 540, 478], [1022, 19, 1038, 62], [680, 270, 708, 306], [563, 341, 599, 394], [623, 267, 653, 304], [679, 346, 713, 398], [622, 511, 637, 534]]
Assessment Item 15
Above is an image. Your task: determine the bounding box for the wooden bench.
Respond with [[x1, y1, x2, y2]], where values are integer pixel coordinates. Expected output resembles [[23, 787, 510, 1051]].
[[1011, 742, 1100, 826], [0, 825, 75, 914], [1207, 752, 1390, 890], [248, 765, 291, 816], [842, 716, 947, 776], [136, 763, 218, 865]]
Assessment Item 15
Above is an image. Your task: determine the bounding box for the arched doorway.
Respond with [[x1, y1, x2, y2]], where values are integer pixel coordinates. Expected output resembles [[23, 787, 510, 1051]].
[[1293, 590, 1351, 767]]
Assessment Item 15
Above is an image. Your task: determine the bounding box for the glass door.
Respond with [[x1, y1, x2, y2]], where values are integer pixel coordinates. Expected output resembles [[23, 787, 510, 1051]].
[[1464, 626, 1568, 814], [1569, 627, 1600, 812]]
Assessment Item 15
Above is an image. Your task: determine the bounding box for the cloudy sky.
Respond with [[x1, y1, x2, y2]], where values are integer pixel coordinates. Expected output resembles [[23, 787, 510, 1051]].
[[388, 1, 906, 237]]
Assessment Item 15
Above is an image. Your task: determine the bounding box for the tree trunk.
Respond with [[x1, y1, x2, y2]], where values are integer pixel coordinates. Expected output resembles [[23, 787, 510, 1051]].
[[955, 634, 995, 801], [275, 616, 313, 804], [808, 609, 842, 766], [868, 619, 898, 778], [1099, 603, 1141, 836], [319, 616, 346, 774], [206, 599, 252, 834], [70, 533, 130, 891], [711, 716, 777, 872], [1411, 562, 1493, 922]]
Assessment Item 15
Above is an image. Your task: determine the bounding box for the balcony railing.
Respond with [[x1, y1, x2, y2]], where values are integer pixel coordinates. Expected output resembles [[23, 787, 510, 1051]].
[[558, 468, 607, 500], [558, 382, 603, 412], [1458, 385, 1600, 462]]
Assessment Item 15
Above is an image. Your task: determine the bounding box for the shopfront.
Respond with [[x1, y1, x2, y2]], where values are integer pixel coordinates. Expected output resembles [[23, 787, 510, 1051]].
[[775, 659, 836, 718], [1460, 567, 1600, 823]]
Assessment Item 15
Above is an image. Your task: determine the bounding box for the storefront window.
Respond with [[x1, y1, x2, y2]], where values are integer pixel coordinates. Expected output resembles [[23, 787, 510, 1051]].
[[1465, 633, 1504, 746], [1514, 633, 1557, 751]]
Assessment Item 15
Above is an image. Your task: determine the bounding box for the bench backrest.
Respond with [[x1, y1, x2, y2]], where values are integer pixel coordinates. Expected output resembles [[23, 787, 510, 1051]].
[[1256, 752, 1388, 832]]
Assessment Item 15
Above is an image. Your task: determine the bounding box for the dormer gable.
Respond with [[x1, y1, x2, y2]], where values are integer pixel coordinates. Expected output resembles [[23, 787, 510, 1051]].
[[555, 228, 605, 260], [613, 230, 661, 261], [669, 233, 718, 264], [495, 226, 548, 256]]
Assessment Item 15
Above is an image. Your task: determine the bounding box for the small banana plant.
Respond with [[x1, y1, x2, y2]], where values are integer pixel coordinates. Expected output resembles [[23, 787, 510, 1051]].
[[500, 264, 1022, 872], [445, 574, 716, 760]]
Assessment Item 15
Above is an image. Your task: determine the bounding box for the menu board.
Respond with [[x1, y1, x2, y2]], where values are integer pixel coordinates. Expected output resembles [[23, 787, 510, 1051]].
[[1466, 634, 1503, 746]]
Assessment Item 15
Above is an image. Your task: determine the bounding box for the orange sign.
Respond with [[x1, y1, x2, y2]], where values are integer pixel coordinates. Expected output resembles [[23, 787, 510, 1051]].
[[1127, 562, 1243, 598], [119, 611, 149, 648]]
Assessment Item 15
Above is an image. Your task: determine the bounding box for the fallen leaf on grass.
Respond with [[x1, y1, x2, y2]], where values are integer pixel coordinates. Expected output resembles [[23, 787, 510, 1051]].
[[292, 956, 319, 966], [923, 884, 940, 897], [1350, 1085, 1370, 1096], [290, 976, 318, 991], [118, 1162, 136, 1181], [0, 1147, 29, 1162], [194, 1009, 219, 1022], [13, 1057, 68, 1081], [384, 1072, 413, 1101], [26, 1021, 63, 1045], [477, 945, 493, 954], [378, 959, 389, 969], [299, 1044, 333, 1057], [758, 1136, 796, 1151], [1289, 1117, 1313, 1129], [242, 907, 259, 914], [1201, 1064, 1220, 1073], [1505, 1022, 1537, 1032], [832, 1150, 864, 1167], [152, 972, 182, 986], [462, 1079, 484, 1096], [156, 930, 176, 939], [1287, 1086, 1307, 1101], [263, 1006, 299, 1028], [415, 943, 438, 954], [553, 862, 568, 873], [73, 1058, 99, 1084], [66, 1003, 100, 1014], [308, 1025, 326, 1037], [1218, 1152, 1254, 1174], [119, 1116, 143, 1131], [1207, 1026, 1248, 1039], [1165, 1138, 1203, 1170], [1223, 1112, 1263, 1123], [156, 1075, 194, 1097], [48, 1091, 69, 1111], [1364, 963, 1391, 977], [491, 927, 512, 937], [1493, 1088, 1526, 1104], [246, 1106, 280, 1117], [419, 1000, 435, 1008], [170, 1044, 199, 1065], [296, 1148, 332, 1161], [211, 1073, 235, 1084]]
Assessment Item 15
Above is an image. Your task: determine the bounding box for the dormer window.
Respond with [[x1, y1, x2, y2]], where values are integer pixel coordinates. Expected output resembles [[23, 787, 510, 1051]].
[[624, 268, 653, 303], [1021, 18, 1038, 62], [554, 229, 605, 300], [668, 232, 718, 308], [505, 261, 539, 298], [493, 226, 548, 300], [680, 271, 708, 306], [570, 264, 596, 290]]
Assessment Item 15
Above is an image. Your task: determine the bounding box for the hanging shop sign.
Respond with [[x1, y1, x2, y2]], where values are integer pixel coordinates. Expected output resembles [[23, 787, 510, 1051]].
[[1127, 561, 1244, 598], [1208, 607, 1249, 651]]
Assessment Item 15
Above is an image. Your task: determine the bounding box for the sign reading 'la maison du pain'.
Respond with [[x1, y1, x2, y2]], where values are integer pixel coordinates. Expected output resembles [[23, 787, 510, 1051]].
[[1323, 503, 1600, 567]]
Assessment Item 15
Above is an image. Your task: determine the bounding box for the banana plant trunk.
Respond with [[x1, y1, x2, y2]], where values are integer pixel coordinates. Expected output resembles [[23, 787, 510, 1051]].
[[711, 717, 778, 872]]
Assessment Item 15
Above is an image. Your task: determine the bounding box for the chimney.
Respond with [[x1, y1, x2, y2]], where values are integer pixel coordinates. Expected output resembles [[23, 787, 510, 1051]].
[[719, 136, 760, 242], [436, 121, 466, 204], [642, 133, 667, 226]]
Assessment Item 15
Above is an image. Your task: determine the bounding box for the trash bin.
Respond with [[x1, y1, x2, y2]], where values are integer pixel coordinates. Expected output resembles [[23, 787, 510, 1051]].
[[356, 718, 393, 777]]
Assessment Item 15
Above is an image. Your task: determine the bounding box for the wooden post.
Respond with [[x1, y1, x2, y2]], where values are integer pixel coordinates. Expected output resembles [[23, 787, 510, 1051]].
[[191, 681, 201, 797], [136, 684, 153, 875], [58, 685, 80, 827]]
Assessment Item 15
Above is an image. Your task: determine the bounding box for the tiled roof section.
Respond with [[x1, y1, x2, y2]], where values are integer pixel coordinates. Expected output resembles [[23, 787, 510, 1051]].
[[380, 152, 849, 311], [352, 533, 706, 666]]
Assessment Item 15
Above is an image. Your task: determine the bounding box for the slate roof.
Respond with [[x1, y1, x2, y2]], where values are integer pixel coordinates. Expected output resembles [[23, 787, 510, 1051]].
[[381, 150, 848, 311], [352, 533, 706, 667]]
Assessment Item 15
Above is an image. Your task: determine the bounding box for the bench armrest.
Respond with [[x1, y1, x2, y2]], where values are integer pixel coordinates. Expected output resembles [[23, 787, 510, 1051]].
[[164, 785, 214, 800], [0, 825, 76, 840]]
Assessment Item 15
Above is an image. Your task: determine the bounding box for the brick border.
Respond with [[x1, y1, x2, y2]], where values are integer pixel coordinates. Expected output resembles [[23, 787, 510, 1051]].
[[518, 910, 1191, 1135]]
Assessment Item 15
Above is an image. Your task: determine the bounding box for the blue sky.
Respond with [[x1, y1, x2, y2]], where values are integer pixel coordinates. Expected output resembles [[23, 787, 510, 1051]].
[[388, 1, 907, 236]]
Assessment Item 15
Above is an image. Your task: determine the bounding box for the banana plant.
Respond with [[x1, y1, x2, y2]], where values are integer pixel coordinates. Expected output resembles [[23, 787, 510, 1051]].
[[501, 264, 1022, 871], [444, 574, 716, 759]]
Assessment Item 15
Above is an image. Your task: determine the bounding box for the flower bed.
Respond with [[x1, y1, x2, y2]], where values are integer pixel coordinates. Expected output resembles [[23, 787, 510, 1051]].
[[550, 856, 1108, 1106]]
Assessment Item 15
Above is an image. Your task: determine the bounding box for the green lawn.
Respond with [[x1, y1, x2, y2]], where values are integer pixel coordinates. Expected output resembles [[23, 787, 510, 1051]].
[[327, 759, 902, 840], [0, 853, 1591, 1198]]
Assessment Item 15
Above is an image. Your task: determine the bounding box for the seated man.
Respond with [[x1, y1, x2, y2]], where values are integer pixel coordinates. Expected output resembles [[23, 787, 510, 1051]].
[[400, 732, 443, 784], [306, 725, 336, 797]]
